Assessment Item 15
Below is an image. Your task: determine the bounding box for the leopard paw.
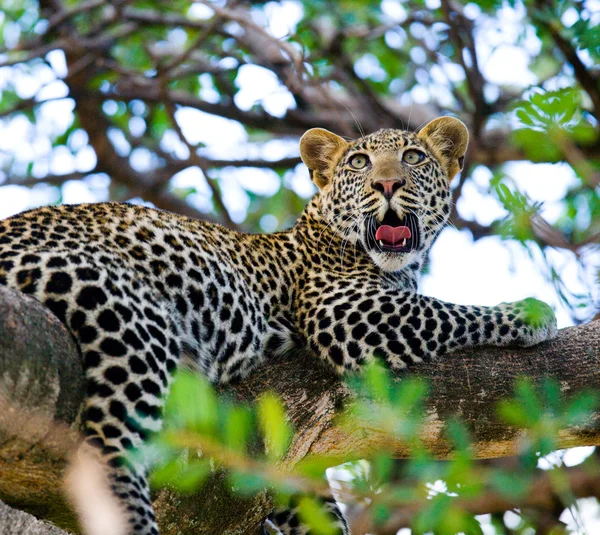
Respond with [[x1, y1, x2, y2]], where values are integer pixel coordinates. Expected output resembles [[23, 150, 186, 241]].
[[505, 297, 558, 347]]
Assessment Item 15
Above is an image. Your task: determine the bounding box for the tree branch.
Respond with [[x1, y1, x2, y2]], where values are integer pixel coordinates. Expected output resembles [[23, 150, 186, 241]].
[[531, 5, 600, 120], [0, 282, 599, 533], [372, 461, 600, 534]]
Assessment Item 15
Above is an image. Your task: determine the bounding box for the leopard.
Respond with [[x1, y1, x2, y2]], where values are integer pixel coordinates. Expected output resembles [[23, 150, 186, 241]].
[[0, 116, 557, 535]]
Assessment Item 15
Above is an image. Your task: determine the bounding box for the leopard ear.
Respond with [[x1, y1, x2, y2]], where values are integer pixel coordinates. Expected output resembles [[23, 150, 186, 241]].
[[299, 128, 349, 189], [418, 117, 469, 181]]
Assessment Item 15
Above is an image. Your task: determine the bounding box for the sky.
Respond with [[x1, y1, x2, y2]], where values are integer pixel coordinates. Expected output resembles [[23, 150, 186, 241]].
[[1, 0, 599, 533]]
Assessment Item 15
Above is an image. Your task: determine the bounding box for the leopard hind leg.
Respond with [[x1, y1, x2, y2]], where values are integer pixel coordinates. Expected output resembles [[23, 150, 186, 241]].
[[263, 497, 349, 535]]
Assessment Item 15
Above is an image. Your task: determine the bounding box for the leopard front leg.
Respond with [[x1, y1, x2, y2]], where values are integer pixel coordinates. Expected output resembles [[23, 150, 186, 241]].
[[297, 279, 557, 372]]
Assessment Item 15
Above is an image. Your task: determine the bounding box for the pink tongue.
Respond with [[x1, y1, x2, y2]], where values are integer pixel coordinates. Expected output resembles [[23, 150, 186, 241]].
[[375, 225, 412, 245]]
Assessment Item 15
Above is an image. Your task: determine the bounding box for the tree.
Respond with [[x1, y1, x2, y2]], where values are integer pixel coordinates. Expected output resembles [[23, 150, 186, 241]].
[[0, 0, 599, 533]]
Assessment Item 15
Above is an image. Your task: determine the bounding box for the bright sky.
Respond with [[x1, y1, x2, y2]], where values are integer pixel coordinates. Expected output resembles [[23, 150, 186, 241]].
[[1, 1, 599, 532]]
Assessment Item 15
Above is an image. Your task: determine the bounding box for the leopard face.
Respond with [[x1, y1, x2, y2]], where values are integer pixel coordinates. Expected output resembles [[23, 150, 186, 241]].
[[300, 117, 469, 272]]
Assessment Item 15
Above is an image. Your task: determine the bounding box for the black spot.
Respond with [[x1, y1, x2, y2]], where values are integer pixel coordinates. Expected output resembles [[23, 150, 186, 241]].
[[351, 323, 368, 340], [333, 302, 351, 320], [220, 307, 231, 322], [20, 254, 39, 265], [367, 311, 382, 325], [136, 401, 160, 419], [84, 351, 101, 368], [231, 309, 244, 334], [333, 324, 346, 342], [123, 329, 144, 350], [16, 267, 41, 293], [348, 311, 361, 325], [79, 326, 99, 344], [425, 318, 437, 331], [47, 257, 67, 268], [188, 286, 204, 308], [103, 424, 122, 439], [175, 295, 188, 316], [147, 325, 167, 346], [168, 338, 179, 357], [86, 407, 104, 422], [389, 315, 401, 328], [407, 315, 422, 330], [144, 308, 167, 328], [318, 316, 332, 330], [365, 332, 382, 346], [141, 379, 161, 396], [125, 383, 142, 402], [77, 286, 108, 310], [70, 310, 86, 330], [129, 356, 148, 374], [330, 345, 344, 365], [87, 379, 114, 398], [115, 303, 133, 322], [318, 332, 332, 347], [347, 341, 361, 360], [46, 272, 73, 294], [381, 302, 394, 314], [76, 267, 100, 281], [104, 366, 129, 385], [151, 344, 166, 362], [45, 298, 68, 322], [164, 234, 184, 251], [166, 274, 182, 289], [100, 338, 128, 357], [358, 299, 374, 312], [98, 309, 121, 332]]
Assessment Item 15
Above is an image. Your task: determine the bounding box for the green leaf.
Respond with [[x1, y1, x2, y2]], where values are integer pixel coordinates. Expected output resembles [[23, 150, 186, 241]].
[[165, 371, 218, 434], [565, 392, 599, 425], [150, 457, 210, 493], [491, 471, 531, 499], [224, 404, 252, 453], [363, 360, 392, 402], [257, 392, 291, 460], [297, 497, 339, 535], [229, 470, 268, 495]]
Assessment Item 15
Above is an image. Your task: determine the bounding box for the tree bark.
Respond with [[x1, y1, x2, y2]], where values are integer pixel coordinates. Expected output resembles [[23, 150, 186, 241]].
[[0, 500, 70, 535], [0, 285, 598, 533]]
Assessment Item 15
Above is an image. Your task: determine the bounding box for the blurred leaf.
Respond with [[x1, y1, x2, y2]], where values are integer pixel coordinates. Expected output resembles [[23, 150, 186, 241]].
[[491, 471, 531, 499], [224, 404, 253, 453], [297, 497, 339, 535], [229, 470, 268, 495], [151, 457, 210, 493], [257, 392, 292, 460], [165, 371, 218, 434]]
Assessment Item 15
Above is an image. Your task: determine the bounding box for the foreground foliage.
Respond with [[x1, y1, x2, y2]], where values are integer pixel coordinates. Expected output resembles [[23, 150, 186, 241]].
[[146, 364, 600, 534]]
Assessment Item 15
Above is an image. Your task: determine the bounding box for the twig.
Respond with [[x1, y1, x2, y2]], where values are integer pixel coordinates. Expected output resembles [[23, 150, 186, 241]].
[[370, 462, 600, 534], [160, 81, 239, 230], [531, 7, 600, 120]]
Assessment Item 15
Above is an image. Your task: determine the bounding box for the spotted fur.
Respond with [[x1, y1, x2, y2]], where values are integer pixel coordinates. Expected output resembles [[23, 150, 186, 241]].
[[0, 118, 556, 534]]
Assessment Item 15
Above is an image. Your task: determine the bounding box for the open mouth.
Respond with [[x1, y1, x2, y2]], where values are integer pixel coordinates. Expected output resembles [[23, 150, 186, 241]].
[[366, 210, 420, 253]]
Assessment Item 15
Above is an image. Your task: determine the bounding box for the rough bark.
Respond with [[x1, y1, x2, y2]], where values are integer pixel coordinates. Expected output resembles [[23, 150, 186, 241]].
[[0, 284, 599, 533], [0, 500, 69, 535]]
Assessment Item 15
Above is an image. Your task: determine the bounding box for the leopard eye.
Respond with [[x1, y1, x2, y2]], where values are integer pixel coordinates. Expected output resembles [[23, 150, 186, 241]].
[[349, 154, 369, 170], [403, 149, 426, 165]]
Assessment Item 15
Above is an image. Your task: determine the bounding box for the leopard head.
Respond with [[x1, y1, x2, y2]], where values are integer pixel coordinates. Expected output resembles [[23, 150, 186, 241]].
[[300, 117, 469, 272]]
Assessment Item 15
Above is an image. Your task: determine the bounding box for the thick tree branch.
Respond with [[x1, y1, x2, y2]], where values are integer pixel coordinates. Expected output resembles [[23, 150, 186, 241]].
[[0, 284, 599, 533]]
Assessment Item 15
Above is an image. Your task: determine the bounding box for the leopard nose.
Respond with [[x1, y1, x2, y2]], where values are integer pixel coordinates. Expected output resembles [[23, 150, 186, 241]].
[[372, 178, 406, 200]]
